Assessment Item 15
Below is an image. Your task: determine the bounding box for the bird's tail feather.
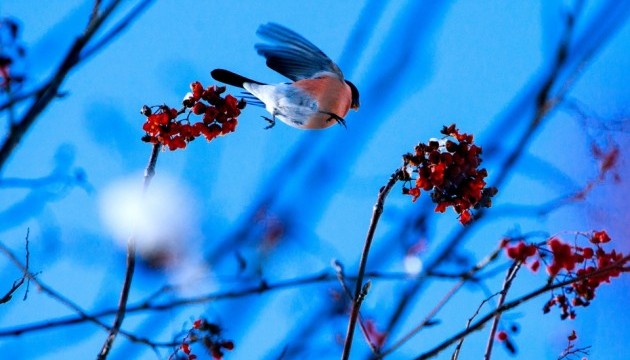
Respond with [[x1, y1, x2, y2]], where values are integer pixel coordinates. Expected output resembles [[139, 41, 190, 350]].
[[211, 69, 264, 88], [239, 93, 265, 107]]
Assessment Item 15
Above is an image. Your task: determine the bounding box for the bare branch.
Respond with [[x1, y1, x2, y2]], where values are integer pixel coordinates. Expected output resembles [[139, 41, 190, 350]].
[[0, 232, 172, 349], [379, 245, 504, 358], [98, 143, 160, 359], [0, 269, 457, 338], [88, 0, 102, 27], [81, 0, 154, 62], [413, 255, 630, 360], [483, 262, 521, 360], [451, 290, 501, 360], [0, 0, 154, 173], [341, 169, 403, 360], [0, 229, 30, 304]]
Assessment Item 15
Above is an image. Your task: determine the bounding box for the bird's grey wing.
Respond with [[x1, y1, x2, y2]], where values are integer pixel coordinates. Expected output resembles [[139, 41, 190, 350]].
[[255, 22, 343, 81]]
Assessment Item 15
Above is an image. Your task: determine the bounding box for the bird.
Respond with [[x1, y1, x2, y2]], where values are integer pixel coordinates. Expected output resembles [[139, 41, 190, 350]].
[[211, 22, 359, 130]]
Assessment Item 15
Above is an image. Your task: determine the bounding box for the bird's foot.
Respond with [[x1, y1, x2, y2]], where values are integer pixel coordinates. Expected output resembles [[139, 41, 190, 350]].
[[321, 112, 347, 129], [262, 116, 276, 129]]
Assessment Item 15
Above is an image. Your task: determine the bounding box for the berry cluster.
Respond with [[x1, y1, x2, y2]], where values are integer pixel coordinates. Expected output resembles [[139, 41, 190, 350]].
[[141, 81, 245, 150], [503, 231, 627, 320], [402, 124, 497, 224], [177, 319, 234, 360], [503, 240, 540, 271]]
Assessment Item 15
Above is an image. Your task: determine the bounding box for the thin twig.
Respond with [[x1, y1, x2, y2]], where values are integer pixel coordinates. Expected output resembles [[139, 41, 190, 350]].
[[0, 229, 30, 304], [451, 291, 500, 360], [89, 0, 102, 27], [0, 0, 141, 173], [483, 261, 521, 360], [0, 84, 47, 112], [413, 255, 630, 360], [98, 143, 160, 359], [558, 344, 591, 360], [81, 0, 154, 62], [0, 268, 482, 338], [333, 260, 380, 355], [0, 236, 173, 348], [0, 271, 25, 304], [22, 228, 31, 300], [378, 245, 504, 358], [341, 169, 402, 360]]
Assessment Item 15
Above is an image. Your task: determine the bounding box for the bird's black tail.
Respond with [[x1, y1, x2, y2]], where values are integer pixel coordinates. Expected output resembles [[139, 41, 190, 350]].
[[211, 69, 264, 88]]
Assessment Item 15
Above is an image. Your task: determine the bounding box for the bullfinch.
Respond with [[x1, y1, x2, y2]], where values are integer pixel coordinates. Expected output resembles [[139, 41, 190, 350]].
[[211, 23, 360, 130]]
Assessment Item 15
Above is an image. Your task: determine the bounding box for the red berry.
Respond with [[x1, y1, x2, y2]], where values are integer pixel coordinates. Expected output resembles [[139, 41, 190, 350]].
[[497, 331, 508, 341]]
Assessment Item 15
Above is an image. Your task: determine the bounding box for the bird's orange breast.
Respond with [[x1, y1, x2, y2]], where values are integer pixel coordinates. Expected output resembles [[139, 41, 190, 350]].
[[293, 77, 352, 129]]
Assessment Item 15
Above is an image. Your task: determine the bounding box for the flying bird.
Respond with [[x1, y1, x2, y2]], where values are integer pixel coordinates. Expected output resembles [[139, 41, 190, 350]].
[[211, 23, 359, 130]]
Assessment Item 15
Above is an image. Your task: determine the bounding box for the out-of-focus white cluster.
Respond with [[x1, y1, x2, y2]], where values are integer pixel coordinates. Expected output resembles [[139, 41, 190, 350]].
[[404, 254, 423, 275], [98, 174, 207, 288]]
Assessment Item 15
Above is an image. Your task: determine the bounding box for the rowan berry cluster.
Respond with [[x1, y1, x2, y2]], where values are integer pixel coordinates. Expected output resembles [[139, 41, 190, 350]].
[[502, 231, 628, 320], [176, 319, 234, 360], [402, 124, 497, 224], [141, 81, 245, 150], [503, 240, 540, 271]]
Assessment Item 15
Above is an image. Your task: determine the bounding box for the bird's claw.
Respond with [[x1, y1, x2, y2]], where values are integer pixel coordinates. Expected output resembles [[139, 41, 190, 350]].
[[322, 112, 347, 129], [262, 116, 276, 129]]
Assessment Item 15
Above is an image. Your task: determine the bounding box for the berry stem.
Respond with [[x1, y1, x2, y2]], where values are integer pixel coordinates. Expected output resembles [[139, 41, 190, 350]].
[[341, 169, 403, 360], [97, 143, 160, 359], [483, 261, 521, 360]]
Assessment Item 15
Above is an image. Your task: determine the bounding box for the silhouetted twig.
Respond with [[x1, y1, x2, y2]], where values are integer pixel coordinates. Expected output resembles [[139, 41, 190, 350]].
[[0, 232, 173, 349], [413, 255, 630, 360], [378, 245, 504, 358], [98, 142, 160, 359], [0, 229, 30, 304], [0, 0, 153, 174], [0, 269, 465, 338], [341, 169, 403, 360], [483, 262, 521, 360]]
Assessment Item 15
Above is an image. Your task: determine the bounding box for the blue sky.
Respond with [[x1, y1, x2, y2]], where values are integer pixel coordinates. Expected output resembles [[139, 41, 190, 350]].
[[1, 1, 629, 359]]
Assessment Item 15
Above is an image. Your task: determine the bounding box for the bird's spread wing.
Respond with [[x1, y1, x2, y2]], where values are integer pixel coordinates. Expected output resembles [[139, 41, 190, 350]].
[[255, 22, 343, 81]]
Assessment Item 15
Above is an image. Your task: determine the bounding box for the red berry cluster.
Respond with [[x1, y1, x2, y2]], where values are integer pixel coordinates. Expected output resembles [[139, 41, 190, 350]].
[[141, 81, 245, 150], [503, 231, 627, 320], [503, 240, 540, 271], [0, 17, 26, 91], [177, 319, 234, 360], [402, 124, 497, 225]]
